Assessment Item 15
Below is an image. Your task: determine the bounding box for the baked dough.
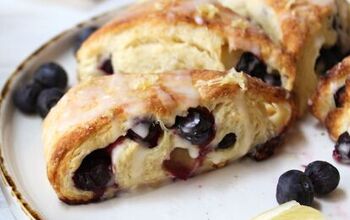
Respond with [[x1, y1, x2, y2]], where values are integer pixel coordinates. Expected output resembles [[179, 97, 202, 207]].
[[219, 0, 350, 114], [310, 56, 350, 141], [77, 0, 296, 91], [43, 69, 294, 204]]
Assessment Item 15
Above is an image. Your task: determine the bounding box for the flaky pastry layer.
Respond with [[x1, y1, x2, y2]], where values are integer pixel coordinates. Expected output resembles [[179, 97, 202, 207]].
[[43, 69, 294, 204]]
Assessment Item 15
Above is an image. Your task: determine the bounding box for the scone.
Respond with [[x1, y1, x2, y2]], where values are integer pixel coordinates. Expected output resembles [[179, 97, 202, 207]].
[[77, 0, 296, 91], [43, 69, 294, 204], [310, 56, 350, 141], [219, 0, 350, 113]]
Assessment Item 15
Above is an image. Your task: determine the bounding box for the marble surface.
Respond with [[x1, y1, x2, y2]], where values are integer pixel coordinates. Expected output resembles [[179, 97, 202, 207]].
[[0, 0, 133, 219]]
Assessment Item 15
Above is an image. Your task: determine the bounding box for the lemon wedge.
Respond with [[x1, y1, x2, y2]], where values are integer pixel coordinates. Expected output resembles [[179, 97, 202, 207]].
[[251, 201, 325, 220]]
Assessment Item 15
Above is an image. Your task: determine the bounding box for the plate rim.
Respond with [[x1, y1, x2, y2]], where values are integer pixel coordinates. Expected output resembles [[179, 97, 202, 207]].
[[0, 9, 117, 220]]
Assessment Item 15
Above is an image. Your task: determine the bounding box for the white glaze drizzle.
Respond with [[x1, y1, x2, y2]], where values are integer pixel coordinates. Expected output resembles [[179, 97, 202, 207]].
[[49, 71, 200, 136], [161, 70, 200, 110]]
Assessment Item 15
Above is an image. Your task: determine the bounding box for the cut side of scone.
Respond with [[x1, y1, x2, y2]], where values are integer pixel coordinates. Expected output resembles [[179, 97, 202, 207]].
[[77, 0, 296, 91], [219, 0, 350, 114], [43, 69, 294, 204], [310, 55, 350, 141]]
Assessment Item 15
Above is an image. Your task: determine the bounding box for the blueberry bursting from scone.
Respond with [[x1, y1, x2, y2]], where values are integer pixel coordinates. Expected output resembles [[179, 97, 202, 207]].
[[43, 70, 294, 204]]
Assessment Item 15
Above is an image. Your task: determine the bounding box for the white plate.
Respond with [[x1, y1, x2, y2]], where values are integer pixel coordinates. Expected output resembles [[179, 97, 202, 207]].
[[0, 6, 349, 220]]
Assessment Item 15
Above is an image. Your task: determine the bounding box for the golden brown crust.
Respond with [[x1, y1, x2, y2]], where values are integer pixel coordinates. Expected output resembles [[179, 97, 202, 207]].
[[44, 69, 294, 203], [219, 0, 337, 60], [191, 69, 291, 103], [219, 0, 346, 115], [77, 0, 296, 90], [47, 116, 113, 202], [267, 0, 334, 55]]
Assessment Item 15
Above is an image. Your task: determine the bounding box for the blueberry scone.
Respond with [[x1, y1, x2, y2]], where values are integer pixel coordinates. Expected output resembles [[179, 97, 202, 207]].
[[43, 70, 294, 204], [77, 0, 296, 91], [310, 56, 350, 141], [219, 0, 350, 113], [310, 56, 350, 163]]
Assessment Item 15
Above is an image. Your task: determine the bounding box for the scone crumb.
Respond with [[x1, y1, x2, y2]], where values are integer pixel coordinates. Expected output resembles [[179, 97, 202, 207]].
[[196, 3, 219, 20]]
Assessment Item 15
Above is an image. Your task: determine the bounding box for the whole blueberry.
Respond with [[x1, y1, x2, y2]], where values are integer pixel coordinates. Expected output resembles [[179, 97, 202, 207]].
[[333, 132, 350, 164], [276, 170, 314, 206], [34, 62, 68, 89], [305, 161, 340, 195], [217, 133, 237, 149], [13, 82, 43, 114], [75, 26, 99, 51], [36, 88, 64, 118], [73, 149, 112, 191], [174, 107, 215, 146]]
